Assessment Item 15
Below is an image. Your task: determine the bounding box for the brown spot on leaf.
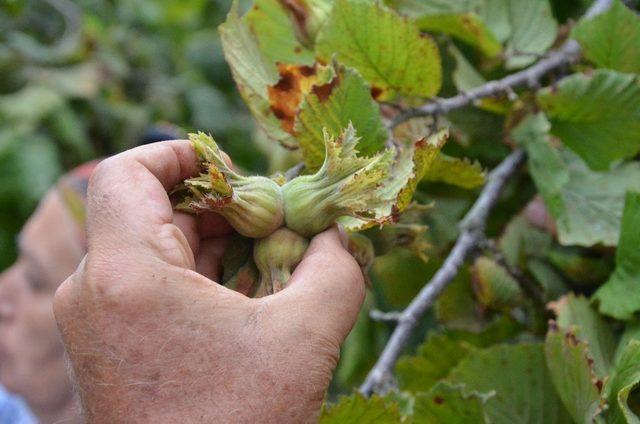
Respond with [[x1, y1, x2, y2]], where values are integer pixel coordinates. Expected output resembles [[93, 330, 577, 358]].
[[564, 330, 580, 346], [298, 65, 315, 77], [315, 56, 328, 66], [312, 74, 340, 102], [271, 106, 288, 120], [279, 0, 310, 41], [267, 63, 320, 134], [371, 86, 383, 100], [274, 72, 295, 91], [390, 204, 402, 223], [594, 378, 603, 392], [433, 396, 444, 405], [460, 14, 481, 38], [414, 137, 427, 149]]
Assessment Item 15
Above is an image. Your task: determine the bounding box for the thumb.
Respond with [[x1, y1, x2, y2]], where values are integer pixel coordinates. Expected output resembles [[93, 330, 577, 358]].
[[273, 227, 366, 344]]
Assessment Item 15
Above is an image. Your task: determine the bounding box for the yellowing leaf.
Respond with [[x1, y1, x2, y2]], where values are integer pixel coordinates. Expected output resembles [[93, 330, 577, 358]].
[[266, 63, 332, 134], [219, 2, 297, 148], [316, 0, 441, 100], [284, 126, 447, 235], [393, 130, 449, 214], [472, 256, 523, 311], [245, 0, 315, 65], [415, 12, 501, 57], [422, 153, 485, 189], [295, 65, 387, 171]]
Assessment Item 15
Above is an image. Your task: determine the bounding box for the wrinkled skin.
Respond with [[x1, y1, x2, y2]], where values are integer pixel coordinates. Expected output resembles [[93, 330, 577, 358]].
[[0, 192, 84, 423], [53, 140, 365, 423]]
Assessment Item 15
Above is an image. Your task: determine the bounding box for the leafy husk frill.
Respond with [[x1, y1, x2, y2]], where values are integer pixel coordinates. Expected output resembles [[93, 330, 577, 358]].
[[176, 125, 449, 296]]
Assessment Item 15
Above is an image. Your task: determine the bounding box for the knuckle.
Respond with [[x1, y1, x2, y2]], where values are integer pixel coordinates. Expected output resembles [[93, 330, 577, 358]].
[[88, 156, 118, 188], [151, 224, 195, 269], [82, 252, 136, 305]]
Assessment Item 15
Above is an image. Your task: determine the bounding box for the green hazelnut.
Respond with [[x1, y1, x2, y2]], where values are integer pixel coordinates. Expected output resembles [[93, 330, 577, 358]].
[[179, 132, 284, 238], [253, 227, 309, 295], [281, 125, 394, 237]]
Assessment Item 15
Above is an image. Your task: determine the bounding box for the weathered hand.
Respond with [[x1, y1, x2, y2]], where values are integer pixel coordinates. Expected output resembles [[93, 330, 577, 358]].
[[53, 140, 365, 423]]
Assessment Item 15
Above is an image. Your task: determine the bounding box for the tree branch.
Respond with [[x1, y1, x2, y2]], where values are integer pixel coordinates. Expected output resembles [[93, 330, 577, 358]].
[[359, 149, 526, 395], [370, 309, 403, 323], [390, 0, 613, 127], [284, 162, 305, 181], [359, 0, 613, 396]]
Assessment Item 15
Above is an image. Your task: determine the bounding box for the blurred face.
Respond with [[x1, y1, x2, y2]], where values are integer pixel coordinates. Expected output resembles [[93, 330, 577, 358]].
[[0, 191, 84, 411]]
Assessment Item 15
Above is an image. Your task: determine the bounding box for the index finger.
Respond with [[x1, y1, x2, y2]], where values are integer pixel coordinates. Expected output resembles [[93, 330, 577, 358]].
[[85, 140, 199, 260]]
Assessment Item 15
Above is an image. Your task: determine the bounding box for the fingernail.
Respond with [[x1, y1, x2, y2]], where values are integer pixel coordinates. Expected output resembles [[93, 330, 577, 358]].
[[337, 223, 349, 249]]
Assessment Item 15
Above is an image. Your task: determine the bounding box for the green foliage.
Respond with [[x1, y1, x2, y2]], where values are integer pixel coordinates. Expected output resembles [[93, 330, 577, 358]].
[[320, 393, 402, 423], [296, 65, 387, 171], [545, 326, 605, 423], [388, 0, 558, 68], [515, 114, 640, 247], [495, 0, 558, 69], [422, 154, 485, 189], [447, 343, 572, 423], [471, 256, 523, 311], [414, 13, 502, 57], [549, 294, 616, 377], [245, 0, 315, 65], [316, 0, 442, 100], [593, 193, 640, 320], [537, 71, 640, 170], [606, 341, 640, 423], [396, 317, 519, 392], [413, 382, 492, 423], [219, 1, 296, 148], [396, 333, 473, 393], [572, 0, 640, 73], [545, 294, 640, 423]]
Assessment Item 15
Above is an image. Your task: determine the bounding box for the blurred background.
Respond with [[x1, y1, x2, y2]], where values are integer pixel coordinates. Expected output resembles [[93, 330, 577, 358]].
[[0, 0, 283, 270]]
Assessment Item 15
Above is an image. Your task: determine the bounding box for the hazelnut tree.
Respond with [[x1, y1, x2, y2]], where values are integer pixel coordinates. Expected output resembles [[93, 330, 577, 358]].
[[176, 0, 640, 421]]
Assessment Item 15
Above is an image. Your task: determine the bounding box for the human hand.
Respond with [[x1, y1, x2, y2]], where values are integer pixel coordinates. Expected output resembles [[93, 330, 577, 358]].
[[53, 140, 365, 423]]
